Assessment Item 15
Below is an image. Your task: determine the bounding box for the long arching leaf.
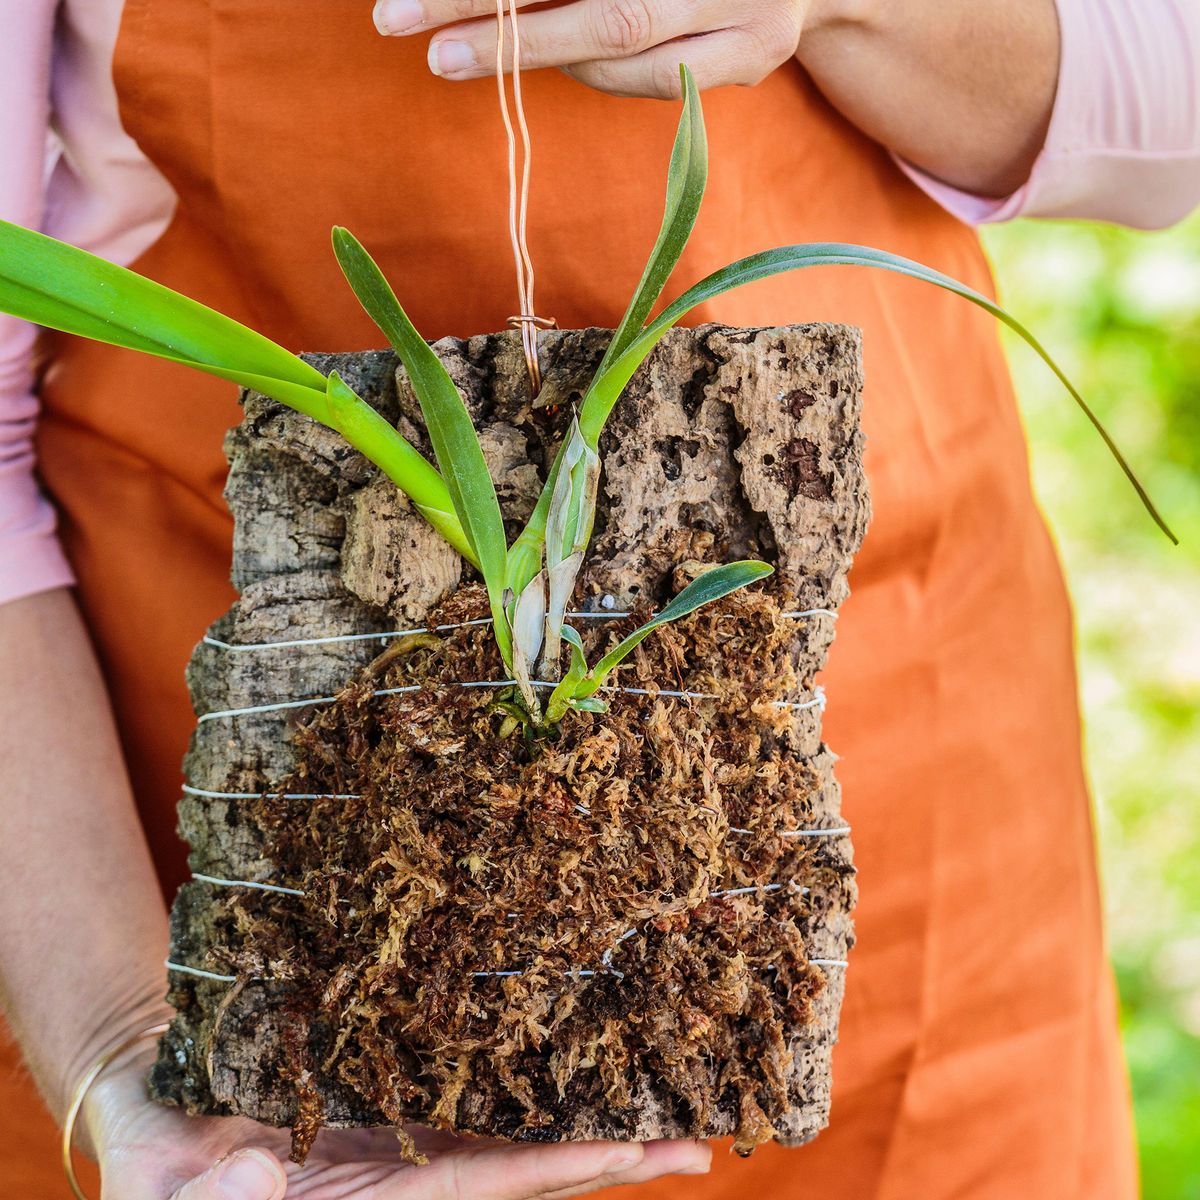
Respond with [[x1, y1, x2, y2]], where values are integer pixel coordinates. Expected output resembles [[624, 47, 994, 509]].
[[505, 63, 708, 596], [0, 217, 470, 557], [597, 64, 707, 375], [332, 226, 512, 657], [0, 218, 327, 391], [578, 243, 1177, 543]]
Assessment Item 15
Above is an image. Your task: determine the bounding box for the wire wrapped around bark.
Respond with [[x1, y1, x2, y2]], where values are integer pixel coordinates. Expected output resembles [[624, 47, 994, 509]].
[[151, 323, 870, 1151]]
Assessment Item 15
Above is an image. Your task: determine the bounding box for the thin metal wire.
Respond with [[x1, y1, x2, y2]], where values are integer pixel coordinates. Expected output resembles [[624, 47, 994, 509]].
[[184, 869, 844, 981], [203, 617, 497, 653], [782, 823, 850, 839], [187, 827, 845, 900], [193, 873, 817, 900], [182, 785, 361, 801], [494, 0, 552, 393], [182, 795, 851, 842], [192, 872, 305, 897], [182, 792, 849, 840], [165, 960, 237, 983], [711, 882, 785, 898], [201, 607, 835, 653], [166, 956, 847, 984], [197, 684, 423, 723], [194, 679, 825, 723]]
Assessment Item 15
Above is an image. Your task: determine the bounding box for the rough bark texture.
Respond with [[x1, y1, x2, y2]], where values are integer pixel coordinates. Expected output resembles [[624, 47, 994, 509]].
[[151, 323, 870, 1147]]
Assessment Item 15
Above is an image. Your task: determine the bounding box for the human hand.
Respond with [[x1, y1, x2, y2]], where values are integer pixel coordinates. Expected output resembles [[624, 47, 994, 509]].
[[86, 1051, 711, 1199], [372, 0, 821, 98]]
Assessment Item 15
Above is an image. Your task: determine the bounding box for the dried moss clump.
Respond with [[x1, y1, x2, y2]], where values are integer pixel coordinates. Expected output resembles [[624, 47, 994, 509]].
[[207, 579, 852, 1160]]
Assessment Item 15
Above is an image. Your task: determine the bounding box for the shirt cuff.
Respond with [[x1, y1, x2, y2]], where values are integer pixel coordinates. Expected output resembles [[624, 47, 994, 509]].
[[0, 359, 77, 607], [0, 438, 76, 608], [0, 521, 75, 606]]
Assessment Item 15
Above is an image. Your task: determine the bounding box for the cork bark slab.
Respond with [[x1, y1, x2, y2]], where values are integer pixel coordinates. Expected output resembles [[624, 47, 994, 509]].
[[151, 323, 870, 1146]]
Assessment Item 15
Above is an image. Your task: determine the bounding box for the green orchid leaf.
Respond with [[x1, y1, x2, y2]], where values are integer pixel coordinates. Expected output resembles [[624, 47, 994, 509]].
[[0, 218, 327, 394], [332, 226, 513, 656], [595, 63, 707, 378], [570, 697, 609, 714], [578, 242, 1175, 543], [545, 624, 590, 724], [546, 417, 600, 568], [0, 218, 476, 553], [325, 372, 475, 564], [560, 623, 588, 658], [0, 218, 479, 553], [576, 560, 774, 698], [506, 64, 706, 596]]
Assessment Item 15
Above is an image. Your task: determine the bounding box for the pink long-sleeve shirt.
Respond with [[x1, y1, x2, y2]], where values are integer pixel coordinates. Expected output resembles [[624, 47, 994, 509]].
[[2, 0, 1199, 607]]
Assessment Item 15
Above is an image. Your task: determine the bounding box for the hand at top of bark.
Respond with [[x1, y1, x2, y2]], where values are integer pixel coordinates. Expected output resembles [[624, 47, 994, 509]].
[[87, 1053, 710, 1200], [373, 0, 814, 98]]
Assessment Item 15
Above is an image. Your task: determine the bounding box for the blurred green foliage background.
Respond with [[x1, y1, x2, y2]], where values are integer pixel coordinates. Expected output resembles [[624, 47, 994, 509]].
[[982, 214, 1200, 1198]]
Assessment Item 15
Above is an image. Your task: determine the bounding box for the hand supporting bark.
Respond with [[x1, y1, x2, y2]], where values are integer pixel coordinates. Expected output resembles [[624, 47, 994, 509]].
[[0, 588, 710, 1198], [372, 0, 1060, 198], [87, 1049, 711, 1200]]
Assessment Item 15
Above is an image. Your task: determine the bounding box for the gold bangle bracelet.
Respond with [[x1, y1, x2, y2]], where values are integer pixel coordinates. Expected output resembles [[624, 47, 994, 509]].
[[61, 1021, 171, 1200]]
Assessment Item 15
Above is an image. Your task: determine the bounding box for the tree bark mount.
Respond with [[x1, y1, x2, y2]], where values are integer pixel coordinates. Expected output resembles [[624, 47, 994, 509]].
[[151, 323, 871, 1147]]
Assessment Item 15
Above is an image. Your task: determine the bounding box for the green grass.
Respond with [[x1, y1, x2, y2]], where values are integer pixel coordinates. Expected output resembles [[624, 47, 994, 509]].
[[984, 213, 1200, 1199]]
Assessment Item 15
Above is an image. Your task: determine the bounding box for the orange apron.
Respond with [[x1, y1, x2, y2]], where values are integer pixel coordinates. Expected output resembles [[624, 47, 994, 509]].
[[3, 2, 1136, 1195]]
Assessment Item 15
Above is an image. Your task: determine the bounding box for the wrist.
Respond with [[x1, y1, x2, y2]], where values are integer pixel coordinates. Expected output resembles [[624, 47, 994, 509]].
[[60, 983, 172, 1124], [78, 1030, 169, 1163]]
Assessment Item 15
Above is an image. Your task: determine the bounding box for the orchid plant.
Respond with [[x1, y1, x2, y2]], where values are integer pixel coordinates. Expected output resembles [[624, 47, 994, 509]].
[[0, 67, 1172, 731]]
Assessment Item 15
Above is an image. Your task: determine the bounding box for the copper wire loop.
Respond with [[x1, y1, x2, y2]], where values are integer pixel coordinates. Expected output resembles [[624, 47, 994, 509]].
[[495, 0, 551, 395], [507, 315, 558, 331]]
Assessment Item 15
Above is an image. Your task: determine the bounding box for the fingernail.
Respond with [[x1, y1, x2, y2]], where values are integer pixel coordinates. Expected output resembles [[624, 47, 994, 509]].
[[215, 1150, 284, 1200], [429, 39, 476, 76], [374, 0, 426, 34]]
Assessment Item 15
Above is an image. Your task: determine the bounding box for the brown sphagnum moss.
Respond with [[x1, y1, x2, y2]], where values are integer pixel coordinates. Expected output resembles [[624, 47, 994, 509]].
[[206, 583, 851, 1161], [150, 324, 866, 1159]]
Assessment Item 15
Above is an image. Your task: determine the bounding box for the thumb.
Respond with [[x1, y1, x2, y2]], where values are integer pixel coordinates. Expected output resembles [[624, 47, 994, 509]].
[[169, 1149, 287, 1200]]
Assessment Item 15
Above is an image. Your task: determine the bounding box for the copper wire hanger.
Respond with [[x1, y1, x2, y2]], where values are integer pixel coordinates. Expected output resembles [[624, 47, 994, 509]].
[[494, 0, 554, 395]]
